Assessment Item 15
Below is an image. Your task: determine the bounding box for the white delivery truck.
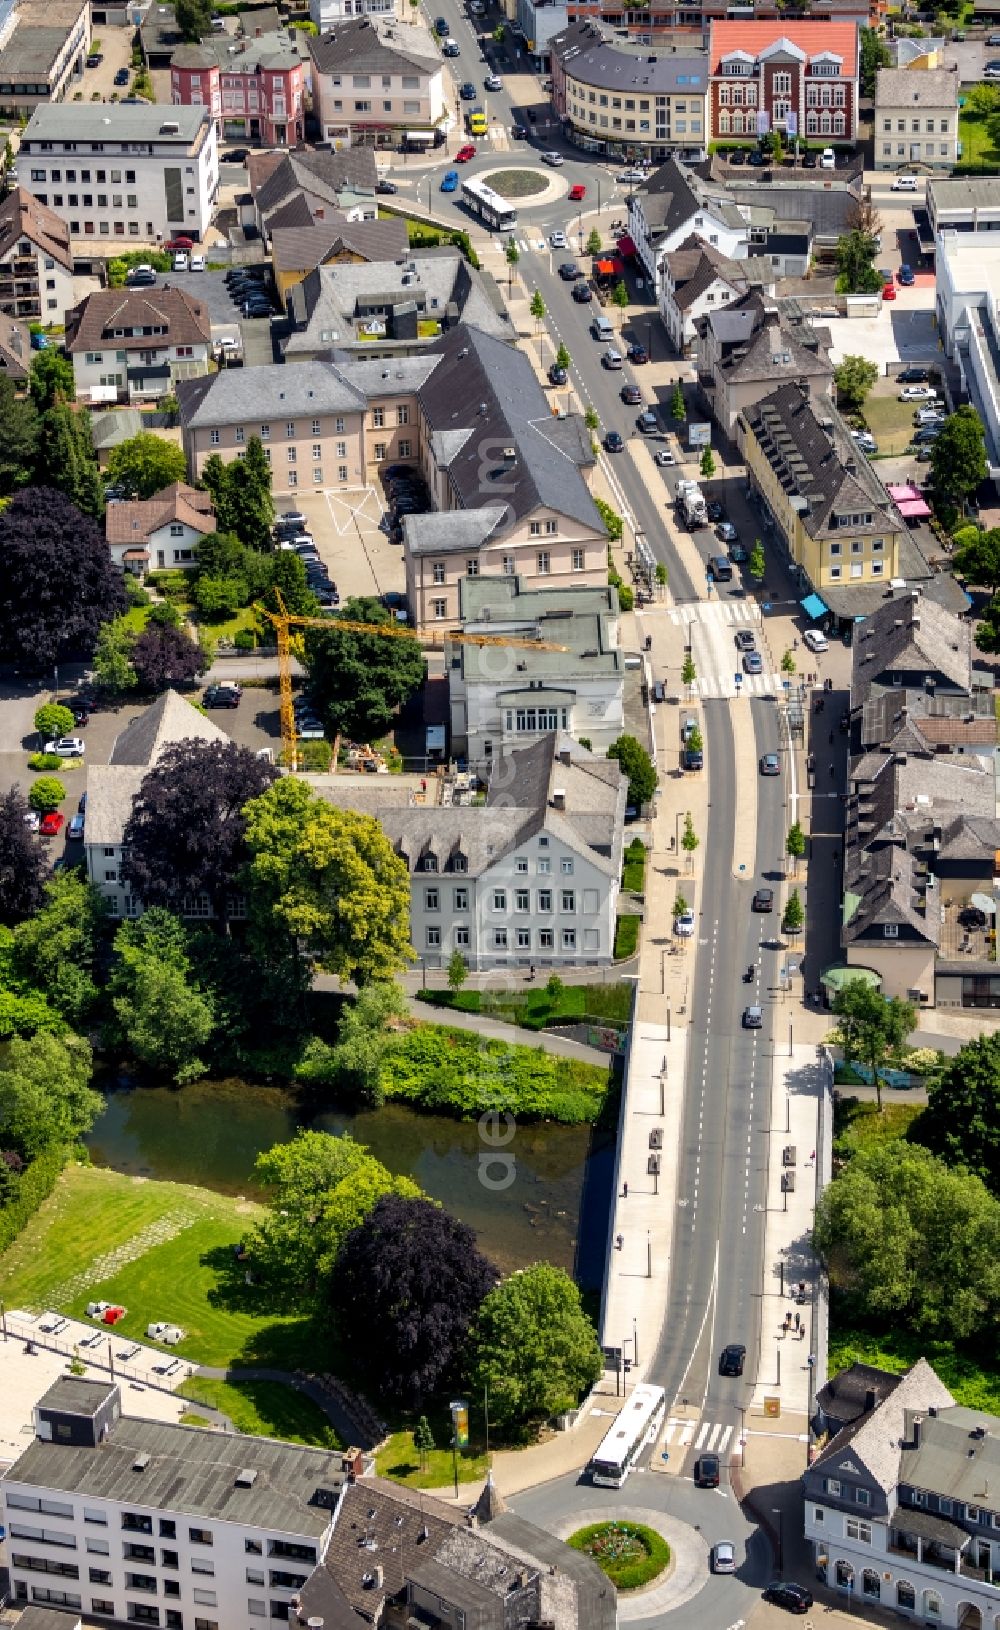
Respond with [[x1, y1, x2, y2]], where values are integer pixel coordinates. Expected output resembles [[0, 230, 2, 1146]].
[[676, 479, 708, 528]]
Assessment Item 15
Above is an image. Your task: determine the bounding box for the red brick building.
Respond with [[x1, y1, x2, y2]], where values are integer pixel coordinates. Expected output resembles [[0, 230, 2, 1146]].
[[170, 34, 305, 149], [707, 21, 859, 147]]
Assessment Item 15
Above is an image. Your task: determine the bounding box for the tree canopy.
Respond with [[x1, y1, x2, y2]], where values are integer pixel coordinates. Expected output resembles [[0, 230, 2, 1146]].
[[0, 374, 39, 493], [108, 909, 214, 1084], [606, 734, 657, 808], [175, 0, 213, 39], [836, 230, 882, 295], [294, 981, 410, 1107], [834, 355, 879, 414], [931, 406, 988, 507], [29, 348, 75, 411], [467, 1263, 602, 1437], [329, 1194, 498, 1405], [954, 526, 1000, 595], [200, 440, 274, 550], [0, 1031, 99, 1162], [832, 978, 915, 1110], [93, 616, 139, 692], [36, 403, 104, 519], [131, 623, 210, 692], [860, 26, 891, 96], [909, 1033, 1000, 1196], [0, 786, 47, 927], [107, 431, 188, 499], [241, 777, 413, 983], [12, 871, 104, 1025], [814, 1140, 1000, 1339], [0, 487, 127, 669], [122, 740, 277, 928], [302, 596, 425, 741], [250, 1129, 421, 1304]]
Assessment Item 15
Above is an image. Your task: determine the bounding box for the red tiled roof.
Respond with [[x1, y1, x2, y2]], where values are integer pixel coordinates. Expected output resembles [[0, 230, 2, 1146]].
[[708, 20, 858, 74], [106, 483, 215, 547]]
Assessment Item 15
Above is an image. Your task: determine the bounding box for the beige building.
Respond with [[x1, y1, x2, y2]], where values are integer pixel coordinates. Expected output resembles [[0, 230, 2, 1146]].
[[697, 291, 833, 434], [177, 325, 609, 628], [0, 185, 74, 324], [875, 66, 958, 171], [308, 18, 445, 150]]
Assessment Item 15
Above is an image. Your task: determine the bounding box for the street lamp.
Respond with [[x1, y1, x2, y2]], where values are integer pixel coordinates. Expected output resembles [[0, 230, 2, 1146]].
[[772, 1507, 784, 1574], [738, 1404, 746, 1468]]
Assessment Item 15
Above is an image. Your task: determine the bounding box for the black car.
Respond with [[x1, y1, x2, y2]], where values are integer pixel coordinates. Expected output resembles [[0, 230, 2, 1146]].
[[224, 147, 249, 164], [728, 147, 746, 165], [203, 685, 240, 709], [734, 629, 755, 651], [801, 151, 818, 169], [376, 179, 398, 194], [620, 383, 642, 405], [695, 1453, 720, 1487], [705, 499, 724, 523], [571, 283, 593, 302], [548, 364, 568, 385], [113, 66, 129, 85], [86, 52, 103, 66], [558, 262, 581, 280], [435, 14, 449, 30], [626, 343, 648, 364], [748, 148, 766, 166], [719, 1342, 746, 1376], [763, 1583, 813, 1615], [605, 430, 624, 452], [752, 888, 774, 914], [511, 122, 527, 138], [898, 366, 929, 384]]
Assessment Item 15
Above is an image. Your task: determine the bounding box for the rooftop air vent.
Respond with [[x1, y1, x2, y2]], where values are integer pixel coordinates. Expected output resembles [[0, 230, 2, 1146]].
[[235, 1468, 258, 1488], [133, 1452, 151, 1472]]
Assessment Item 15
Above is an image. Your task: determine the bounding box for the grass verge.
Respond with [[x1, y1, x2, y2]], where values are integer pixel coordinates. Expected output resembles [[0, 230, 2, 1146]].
[[861, 390, 920, 457], [375, 1428, 490, 1490], [0, 1164, 326, 1371], [177, 1376, 341, 1447], [415, 981, 633, 1031], [614, 916, 640, 959]]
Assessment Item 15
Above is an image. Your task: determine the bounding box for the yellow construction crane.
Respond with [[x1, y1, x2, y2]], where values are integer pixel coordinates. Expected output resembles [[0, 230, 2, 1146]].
[[256, 591, 568, 768]]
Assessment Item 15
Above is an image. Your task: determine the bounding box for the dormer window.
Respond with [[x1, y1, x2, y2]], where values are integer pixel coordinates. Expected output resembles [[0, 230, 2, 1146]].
[[723, 59, 752, 75], [451, 854, 467, 873], [420, 855, 437, 872]]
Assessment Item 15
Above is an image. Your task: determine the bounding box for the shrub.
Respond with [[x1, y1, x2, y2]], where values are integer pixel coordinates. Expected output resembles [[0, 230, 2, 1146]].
[[28, 753, 66, 772], [233, 628, 258, 652], [0, 1144, 70, 1255], [29, 776, 67, 810], [381, 1024, 610, 1123], [299, 740, 332, 772], [614, 916, 640, 959]]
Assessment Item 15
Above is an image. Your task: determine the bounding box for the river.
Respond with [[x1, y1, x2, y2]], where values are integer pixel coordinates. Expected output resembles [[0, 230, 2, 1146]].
[[86, 1077, 615, 1282]]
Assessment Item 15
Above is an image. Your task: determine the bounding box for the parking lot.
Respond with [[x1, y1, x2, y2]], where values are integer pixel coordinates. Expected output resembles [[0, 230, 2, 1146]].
[[274, 486, 408, 605]]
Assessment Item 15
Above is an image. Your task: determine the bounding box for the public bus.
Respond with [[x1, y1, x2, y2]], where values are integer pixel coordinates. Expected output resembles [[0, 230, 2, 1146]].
[[588, 1383, 667, 1487], [460, 175, 517, 233]]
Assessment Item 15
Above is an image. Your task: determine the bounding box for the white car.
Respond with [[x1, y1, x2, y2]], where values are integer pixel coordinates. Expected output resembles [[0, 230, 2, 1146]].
[[674, 910, 695, 937], [820, 147, 836, 169], [173, 251, 188, 271], [540, 151, 564, 166], [23, 810, 39, 832], [44, 736, 85, 757], [803, 628, 828, 654], [891, 174, 918, 192], [484, 74, 502, 91], [619, 168, 645, 185], [654, 447, 676, 466], [899, 385, 938, 402], [549, 229, 567, 248], [915, 406, 946, 426], [190, 252, 206, 271]]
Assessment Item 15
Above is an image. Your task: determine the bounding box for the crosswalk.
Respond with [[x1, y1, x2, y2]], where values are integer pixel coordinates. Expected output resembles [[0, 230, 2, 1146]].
[[662, 1416, 736, 1456], [663, 599, 788, 700]]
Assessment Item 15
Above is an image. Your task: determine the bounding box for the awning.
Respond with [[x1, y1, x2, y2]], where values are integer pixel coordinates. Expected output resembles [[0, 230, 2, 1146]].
[[595, 258, 617, 275], [896, 498, 931, 519], [971, 892, 997, 916], [405, 130, 434, 142], [800, 592, 828, 621], [617, 233, 636, 257]]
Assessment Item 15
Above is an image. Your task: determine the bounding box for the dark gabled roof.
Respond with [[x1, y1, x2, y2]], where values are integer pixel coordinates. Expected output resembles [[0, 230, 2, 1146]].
[[851, 591, 973, 708], [635, 154, 745, 236], [268, 215, 408, 274], [308, 15, 440, 75], [842, 844, 937, 946], [811, 1359, 955, 1494], [252, 147, 377, 220], [666, 234, 746, 311], [65, 286, 211, 353], [416, 326, 605, 532], [816, 1363, 904, 1429], [0, 184, 72, 270]]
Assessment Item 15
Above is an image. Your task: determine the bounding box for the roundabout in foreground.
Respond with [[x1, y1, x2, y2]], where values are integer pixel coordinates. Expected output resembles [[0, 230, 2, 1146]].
[[567, 1519, 672, 1592], [550, 1504, 711, 1623]]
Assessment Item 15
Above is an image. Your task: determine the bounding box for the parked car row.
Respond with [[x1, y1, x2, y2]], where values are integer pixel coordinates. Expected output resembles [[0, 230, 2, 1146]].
[[225, 264, 273, 318], [382, 465, 431, 545]]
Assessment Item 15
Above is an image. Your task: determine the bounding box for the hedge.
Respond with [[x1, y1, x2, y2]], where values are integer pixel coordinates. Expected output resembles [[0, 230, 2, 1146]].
[[0, 1144, 71, 1256]]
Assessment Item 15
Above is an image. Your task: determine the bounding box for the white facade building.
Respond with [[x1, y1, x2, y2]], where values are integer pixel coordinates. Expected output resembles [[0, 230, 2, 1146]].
[[16, 105, 218, 244], [874, 66, 958, 171], [627, 157, 750, 304], [309, 0, 401, 34], [307, 19, 445, 150], [934, 231, 1000, 476]]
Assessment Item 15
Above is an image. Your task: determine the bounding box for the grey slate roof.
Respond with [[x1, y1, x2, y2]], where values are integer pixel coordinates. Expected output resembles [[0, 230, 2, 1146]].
[[284, 247, 510, 354], [486, 1513, 617, 1630], [171, 31, 301, 71], [875, 67, 958, 110], [416, 326, 605, 532], [91, 407, 143, 450], [403, 508, 508, 555], [177, 359, 366, 429], [637, 155, 746, 238], [900, 1405, 1000, 1506], [927, 176, 1000, 215], [6, 1403, 348, 1535], [666, 236, 747, 311], [723, 180, 860, 236], [710, 293, 833, 385], [268, 215, 409, 275], [549, 19, 707, 96], [252, 148, 378, 225], [811, 1358, 955, 1494], [308, 15, 441, 75], [851, 591, 973, 708], [816, 1362, 904, 1431], [86, 692, 230, 846]]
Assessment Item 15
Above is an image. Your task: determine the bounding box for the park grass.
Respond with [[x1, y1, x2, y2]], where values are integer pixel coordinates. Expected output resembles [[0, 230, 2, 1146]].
[[861, 391, 920, 457], [958, 108, 1000, 176], [177, 1376, 341, 1447], [189, 604, 258, 643], [375, 1428, 490, 1490], [0, 1164, 325, 1371], [415, 980, 634, 1032]]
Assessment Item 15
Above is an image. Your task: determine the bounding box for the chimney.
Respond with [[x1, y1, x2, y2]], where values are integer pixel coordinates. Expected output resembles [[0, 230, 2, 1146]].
[[552, 787, 566, 811], [865, 1388, 877, 1412], [559, 747, 572, 766], [912, 1417, 923, 1448]]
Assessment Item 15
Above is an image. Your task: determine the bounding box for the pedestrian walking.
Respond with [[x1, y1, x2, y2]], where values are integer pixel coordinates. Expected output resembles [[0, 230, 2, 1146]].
[[828, 729, 834, 745], [622, 1181, 628, 1199]]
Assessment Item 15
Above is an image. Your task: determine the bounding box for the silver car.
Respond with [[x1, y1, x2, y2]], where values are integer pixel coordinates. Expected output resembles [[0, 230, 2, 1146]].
[[711, 1542, 737, 1574]]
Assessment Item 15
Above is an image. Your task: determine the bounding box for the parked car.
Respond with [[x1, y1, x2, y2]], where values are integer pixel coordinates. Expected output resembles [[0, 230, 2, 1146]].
[[558, 261, 581, 280], [540, 150, 564, 165], [68, 813, 85, 841], [375, 178, 398, 193], [882, 280, 896, 301], [654, 447, 675, 466], [706, 499, 724, 522], [440, 170, 460, 191], [763, 1583, 813, 1615], [485, 73, 502, 90], [40, 811, 64, 837], [801, 150, 817, 168], [729, 148, 746, 165], [602, 348, 623, 369], [820, 146, 836, 169], [86, 52, 103, 66], [637, 411, 658, 435], [752, 887, 774, 913], [605, 430, 624, 452], [626, 343, 648, 364], [619, 168, 645, 184], [674, 909, 695, 937], [898, 366, 929, 384], [548, 364, 568, 385], [717, 521, 737, 542], [44, 736, 85, 757], [915, 406, 946, 426], [900, 384, 938, 402], [23, 810, 39, 832], [275, 510, 307, 531], [442, 38, 460, 54], [126, 266, 156, 286], [173, 251, 189, 271], [435, 14, 449, 30], [203, 685, 240, 708], [190, 253, 206, 271], [113, 66, 130, 85], [891, 174, 918, 192], [621, 383, 642, 404], [734, 629, 755, 651], [898, 264, 915, 286], [460, 80, 476, 98], [803, 627, 828, 652]]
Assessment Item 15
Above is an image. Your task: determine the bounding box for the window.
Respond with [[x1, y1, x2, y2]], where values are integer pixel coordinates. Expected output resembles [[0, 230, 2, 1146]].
[[246, 1571, 265, 1587], [372, 406, 385, 428], [398, 440, 412, 458], [539, 928, 553, 949], [245, 1541, 263, 1556], [397, 404, 409, 425], [455, 926, 470, 947], [338, 466, 348, 483], [374, 443, 386, 462], [128, 1607, 159, 1625], [190, 1563, 214, 1578], [502, 554, 515, 575], [492, 889, 507, 911], [453, 888, 468, 910], [856, 1488, 871, 1507], [192, 1593, 216, 1608], [561, 890, 576, 913], [432, 562, 445, 584], [426, 928, 442, 949], [846, 1519, 872, 1544], [336, 440, 346, 458], [432, 598, 447, 619], [572, 548, 585, 570], [209, 430, 219, 445], [516, 856, 528, 873], [493, 929, 508, 949], [92, 1602, 115, 1617], [123, 1516, 154, 1536], [126, 1574, 158, 1593], [87, 1540, 111, 1556], [862, 1569, 880, 1599], [287, 448, 296, 464], [248, 1605, 266, 1618], [516, 929, 531, 949], [424, 888, 439, 911], [897, 1582, 915, 1611], [813, 1508, 824, 1523], [465, 558, 479, 577], [515, 889, 529, 911], [562, 928, 576, 950], [538, 890, 552, 913], [536, 551, 550, 574], [161, 1552, 178, 1570], [188, 1530, 212, 1547], [538, 857, 551, 875], [561, 857, 574, 875], [883, 924, 899, 938], [825, 1479, 841, 1497], [124, 1545, 155, 1563], [335, 417, 345, 434]]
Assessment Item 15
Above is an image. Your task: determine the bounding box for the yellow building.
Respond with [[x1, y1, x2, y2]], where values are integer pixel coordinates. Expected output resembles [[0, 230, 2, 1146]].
[[738, 383, 902, 611], [268, 217, 410, 303]]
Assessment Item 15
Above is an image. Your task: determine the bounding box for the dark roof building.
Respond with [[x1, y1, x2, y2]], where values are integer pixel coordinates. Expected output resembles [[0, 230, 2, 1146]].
[[696, 291, 833, 432], [549, 21, 709, 164]]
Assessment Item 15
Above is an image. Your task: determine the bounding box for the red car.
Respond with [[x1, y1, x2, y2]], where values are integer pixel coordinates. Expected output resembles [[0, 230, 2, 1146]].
[[455, 143, 477, 161], [568, 183, 586, 201], [165, 236, 194, 250], [39, 811, 64, 837], [103, 1306, 127, 1325], [882, 281, 896, 301]]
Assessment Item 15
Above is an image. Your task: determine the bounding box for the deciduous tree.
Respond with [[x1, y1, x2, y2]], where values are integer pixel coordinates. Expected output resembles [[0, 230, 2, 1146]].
[[669, 381, 686, 423], [106, 431, 188, 499], [0, 488, 126, 669], [175, 0, 213, 38], [329, 1194, 498, 1404], [200, 440, 274, 551], [122, 740, 278, 928], [749, 539, 765, 580], [954, 525, 1000, 594], [467, 1263, 602, 1437], [908, 1033, 1000, 1195], [0, 375, 39, 493], [13, 871, 104, 1024], [447, 949, 468, 992], [108, 908, 214, 1084], [931, 405, 987, 507], [606, 734, 657, 808], [241, 776, 413, 983], [28, 348, 75, 411], [834, 355, 879, 414], [302, 596, 425, 740], [585, 227, 602, 257], [250, 1129, 420, 1303], [28, 776, 65, 811], [832, 978, 915, 1111], [37, 405, 104, 519], [786, 820, 806, 873], [34, 703, 75, 743], [131, 623, 210, 691], [93, 616, 138, 692], [782, 887, 804, 935], [699, 446, 716, 479], [0, 1031, 99, 1161], [860, 26, 891, 96], [813, 1141, 1000, 1339], [836, 230, 882, 295], [0, 786, 47, 926], [294, 980, 409, 1107]]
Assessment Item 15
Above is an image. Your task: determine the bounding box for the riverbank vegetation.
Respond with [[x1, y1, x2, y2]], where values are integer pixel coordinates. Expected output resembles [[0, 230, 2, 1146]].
[[416, 974, 633, 1032], [818, 1031, 1000, 1408]]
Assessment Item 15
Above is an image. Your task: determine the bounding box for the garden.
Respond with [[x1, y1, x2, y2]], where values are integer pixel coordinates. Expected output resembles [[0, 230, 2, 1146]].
[[567, 1521, 671, 1591]]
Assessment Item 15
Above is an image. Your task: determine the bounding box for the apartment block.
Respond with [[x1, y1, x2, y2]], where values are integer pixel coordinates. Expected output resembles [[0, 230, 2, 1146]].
[[549, 21, 708, 164], [308, 17, 445, 149], [708, 21, 860, 147], [875, 66, 958, 170], [65, 285, 212, 402], [0, 185, 74, 322], [16, 105, 218, 244], [170, 33, 306, 148]]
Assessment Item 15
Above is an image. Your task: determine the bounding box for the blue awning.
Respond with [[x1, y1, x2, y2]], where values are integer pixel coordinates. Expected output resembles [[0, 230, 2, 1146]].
[[800, 593, 828, 621]]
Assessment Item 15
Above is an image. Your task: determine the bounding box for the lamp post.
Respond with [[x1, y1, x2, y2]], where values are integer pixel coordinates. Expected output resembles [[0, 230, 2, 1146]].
[[738, 1404, 746, 1467], [646, 1229, 651, 1279], [633, 1315, 639, 1368], [772, 1507, 784, 1574]]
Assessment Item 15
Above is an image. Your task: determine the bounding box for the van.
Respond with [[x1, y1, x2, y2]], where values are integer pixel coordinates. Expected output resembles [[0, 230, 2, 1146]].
[[891, 174, 918, 192], [591, 314, 614, 341], [708, 555, 733, 582]]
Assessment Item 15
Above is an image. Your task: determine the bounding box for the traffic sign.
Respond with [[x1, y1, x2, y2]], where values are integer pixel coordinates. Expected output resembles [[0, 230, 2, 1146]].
[[734, 672, 743, 686]]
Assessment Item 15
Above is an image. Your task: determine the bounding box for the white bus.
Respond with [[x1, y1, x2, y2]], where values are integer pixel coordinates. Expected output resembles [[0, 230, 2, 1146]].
[[461, 175, 517, 232], [588, 1383, 666, 1487]]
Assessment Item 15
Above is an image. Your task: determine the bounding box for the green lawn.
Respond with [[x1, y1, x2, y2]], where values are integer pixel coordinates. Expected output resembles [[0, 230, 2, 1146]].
[[833, 1097, 922, 1159], [190, 604, 259, 643], [415, 980, 634, 1031], [861, 390, 920, 457], [0, 1165, 325, 1371], [177, 1376, 341, 1447], [121, 604, 153, 633], [614, 916, 640, 959], [958, 108, 1000, 175], [375, 1428, 490, 1490]]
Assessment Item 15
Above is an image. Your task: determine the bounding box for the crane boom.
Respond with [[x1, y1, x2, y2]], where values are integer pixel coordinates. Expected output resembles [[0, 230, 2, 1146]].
[[255, 595, 568, 769]]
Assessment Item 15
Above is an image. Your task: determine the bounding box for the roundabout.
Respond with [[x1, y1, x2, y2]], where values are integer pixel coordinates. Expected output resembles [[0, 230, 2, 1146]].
[[482, 167, 549, 198], [549, 1505, 711, 1622], [567, 1519, 671, 1592]]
